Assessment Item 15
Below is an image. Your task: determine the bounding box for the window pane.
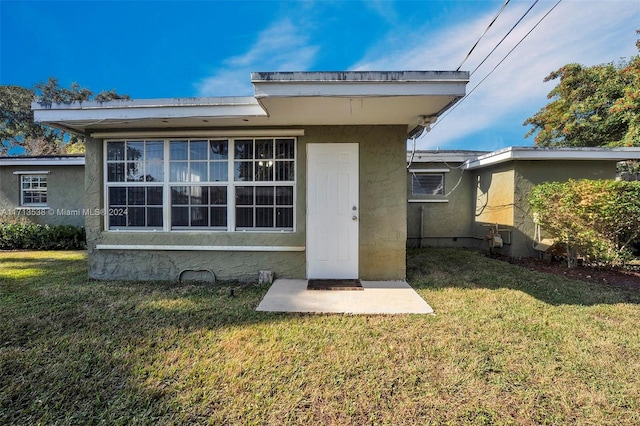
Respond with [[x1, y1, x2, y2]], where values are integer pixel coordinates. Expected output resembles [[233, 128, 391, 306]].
[[189, 162, 208, 182], [190, 186, 208, 205], [107, 141, 125, 161], [191, 206, 208, 226], [170, 141, 188, 160], [256, 186, 274, 205], [190, 140, 208, 161], [128, 187, 145, 205], [210, 187, 227, 205], [236, 186, 253, 205], [109, 187, 127, 205], [412, 174, 444, 195], [209, 140, 228, 160], [128, 207, 146, 226], [255, 161, 274, 181], [276, 186, 294, 205], [146, 187, 163, 205], [170, 161, 188, 182], [146, 141, 164, 160], [146, 161, 163, 182], [256, 139, 273, 159], [210, 207, 227, 227], [256, 207, 274, 227], [126, 161, 144, 181], [276, 139, 295, 159], [209, 162, 228, 182], [235, 140, 253, 159], [110, 212, 126, 227], [147, 208, 163, 227], [171, 207, 189, 226], [107, 163, 125, 182], [171, 186, 189, 205], [234, 161, 253, 181], [275, 161, 294, 181], [276, 207, 294, 228], [127, 142, 144, 161], [236, 207, 253, 227]]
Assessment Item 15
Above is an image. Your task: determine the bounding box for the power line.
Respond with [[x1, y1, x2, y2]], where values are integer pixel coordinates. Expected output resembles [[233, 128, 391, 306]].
[[456, 0, 511, 71], [471, 0, 540, 76], [431, 0, 564, 132]]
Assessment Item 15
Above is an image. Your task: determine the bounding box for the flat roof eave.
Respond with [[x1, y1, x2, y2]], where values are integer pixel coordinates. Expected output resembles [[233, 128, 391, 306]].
[[462, 147, 640, 170]]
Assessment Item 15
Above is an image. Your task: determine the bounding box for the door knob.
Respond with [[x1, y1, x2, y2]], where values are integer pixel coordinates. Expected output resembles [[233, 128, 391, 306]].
[[352, 215, 358, 221]]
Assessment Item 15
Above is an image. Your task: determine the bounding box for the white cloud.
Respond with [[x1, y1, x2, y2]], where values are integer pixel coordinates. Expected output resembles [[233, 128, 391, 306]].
[[354, 0, 640, 150], [196, 19, 319, 96]]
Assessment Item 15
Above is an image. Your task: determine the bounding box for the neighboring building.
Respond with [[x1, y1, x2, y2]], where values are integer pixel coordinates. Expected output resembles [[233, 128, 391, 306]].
[[407, 147, 640, 258], [0, 155, 85, 226], [33, 71, 470, 282]]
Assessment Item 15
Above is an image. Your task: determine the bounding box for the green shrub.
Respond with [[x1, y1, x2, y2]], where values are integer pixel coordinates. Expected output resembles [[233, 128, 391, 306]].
[[529, 179, 640, 267], [0, 224, 86, 250]]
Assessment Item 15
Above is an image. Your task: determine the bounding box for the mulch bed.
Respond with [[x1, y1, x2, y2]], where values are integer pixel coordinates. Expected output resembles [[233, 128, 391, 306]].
[[493, 254, 640, 292]]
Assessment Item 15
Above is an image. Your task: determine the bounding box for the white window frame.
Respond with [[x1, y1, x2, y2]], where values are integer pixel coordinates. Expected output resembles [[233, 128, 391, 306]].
[[103, 137, 296, 233], [411, 172, 445, 196], [20, 174, 48, 207]]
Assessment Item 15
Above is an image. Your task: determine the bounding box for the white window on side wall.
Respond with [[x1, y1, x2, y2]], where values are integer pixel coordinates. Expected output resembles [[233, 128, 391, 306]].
[[411, 173, 444, 196], [21, 175, 48, 206]]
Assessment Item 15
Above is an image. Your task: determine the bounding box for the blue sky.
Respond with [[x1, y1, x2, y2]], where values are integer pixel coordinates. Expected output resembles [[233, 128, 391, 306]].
[[1, 0, 638, 151]]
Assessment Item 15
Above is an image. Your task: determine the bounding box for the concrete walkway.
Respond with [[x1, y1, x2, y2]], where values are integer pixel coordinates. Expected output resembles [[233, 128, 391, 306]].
[[256, 279, 434, 314]]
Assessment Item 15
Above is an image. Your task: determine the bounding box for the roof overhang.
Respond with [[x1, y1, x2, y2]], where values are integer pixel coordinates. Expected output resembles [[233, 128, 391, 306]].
[[0, 156, 85, 166], [32, 71, 469, 137], [462, 147, 640, 170]]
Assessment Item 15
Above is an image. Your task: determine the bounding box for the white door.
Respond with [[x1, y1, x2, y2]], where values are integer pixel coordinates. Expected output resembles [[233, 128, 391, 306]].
[[307, 143, 359, 279]]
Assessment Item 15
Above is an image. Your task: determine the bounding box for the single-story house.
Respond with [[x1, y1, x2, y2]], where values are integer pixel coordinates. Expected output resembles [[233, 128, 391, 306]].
[[0, 155, 85, 226], [33, 71, 470, 282], [407, 147, 640, 257]]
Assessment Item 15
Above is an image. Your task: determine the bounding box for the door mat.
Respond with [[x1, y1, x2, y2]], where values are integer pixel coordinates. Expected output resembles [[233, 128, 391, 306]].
[[307, 279, 363, 291]]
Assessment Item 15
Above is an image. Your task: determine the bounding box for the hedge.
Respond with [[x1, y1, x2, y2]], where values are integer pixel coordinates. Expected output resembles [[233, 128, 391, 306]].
[[529, 179, 640, 267], [0, 224, 86, 250]]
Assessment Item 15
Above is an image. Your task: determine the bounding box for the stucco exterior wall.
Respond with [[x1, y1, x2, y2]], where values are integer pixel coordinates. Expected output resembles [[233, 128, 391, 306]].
[[303, 126, 407, 280], [407, 162, 476, 249], [511, 160, 618, 258], [85, 125, 407, 282], [0, 164, 84, 226]]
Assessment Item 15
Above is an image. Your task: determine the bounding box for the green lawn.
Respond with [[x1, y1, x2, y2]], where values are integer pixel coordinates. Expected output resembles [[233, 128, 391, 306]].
[[1, 249, 639, 425]]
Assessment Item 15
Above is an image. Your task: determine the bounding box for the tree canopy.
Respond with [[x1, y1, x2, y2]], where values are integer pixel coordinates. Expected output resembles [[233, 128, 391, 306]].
[[0, 77, 129, 155], [524, 35, 640, 147]]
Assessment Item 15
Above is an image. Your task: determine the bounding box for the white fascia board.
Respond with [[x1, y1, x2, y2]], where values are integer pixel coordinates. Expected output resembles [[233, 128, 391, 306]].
[[463, 147, 640, 170], [0, 157, 85, 166], [407, 151, 486, 163], [91, 129, 305, 139], [253, 81, 467, 98], [32, 97, 266, 123]]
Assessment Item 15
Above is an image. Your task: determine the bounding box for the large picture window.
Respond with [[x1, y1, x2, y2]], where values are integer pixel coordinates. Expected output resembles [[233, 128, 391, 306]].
[[105, 137, 296, 231]]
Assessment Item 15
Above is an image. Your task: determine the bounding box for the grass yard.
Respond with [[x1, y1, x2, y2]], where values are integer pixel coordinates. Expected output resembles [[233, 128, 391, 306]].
[[1, 249, 639, 425]]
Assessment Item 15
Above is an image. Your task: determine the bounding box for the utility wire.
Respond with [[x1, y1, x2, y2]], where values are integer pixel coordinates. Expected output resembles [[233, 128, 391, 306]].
[[470, 0, 540, 76], [432, 0, 563, 131], [456, 0, 511, 71]]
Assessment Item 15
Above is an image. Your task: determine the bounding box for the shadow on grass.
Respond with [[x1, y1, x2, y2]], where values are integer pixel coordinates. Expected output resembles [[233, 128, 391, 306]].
[[407, 248, 640, 306], [0, 255, 287, 424]]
